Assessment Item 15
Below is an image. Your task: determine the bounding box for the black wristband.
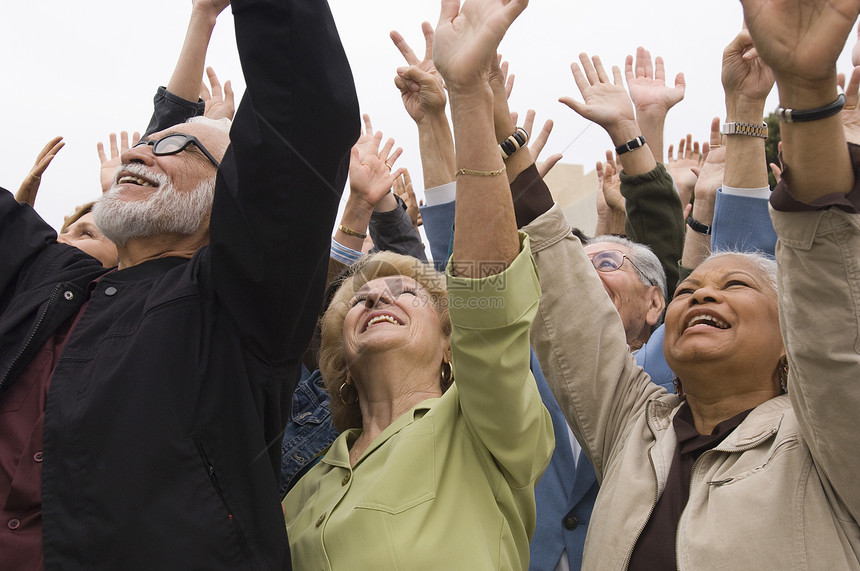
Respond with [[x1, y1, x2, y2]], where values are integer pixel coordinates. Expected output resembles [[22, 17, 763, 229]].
[[777, 92, 845, 123], [615, 135, 646, 155], [685, 215, 711, 235]]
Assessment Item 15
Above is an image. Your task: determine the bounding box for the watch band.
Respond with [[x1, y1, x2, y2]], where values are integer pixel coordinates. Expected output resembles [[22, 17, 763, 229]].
[[615, 135, 646, 155], [685, 215, 711, 235], [722, 121, 768, 139]]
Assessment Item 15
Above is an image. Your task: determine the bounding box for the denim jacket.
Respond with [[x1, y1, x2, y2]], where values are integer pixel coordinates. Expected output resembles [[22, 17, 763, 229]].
[[279, 367, 338, 497]]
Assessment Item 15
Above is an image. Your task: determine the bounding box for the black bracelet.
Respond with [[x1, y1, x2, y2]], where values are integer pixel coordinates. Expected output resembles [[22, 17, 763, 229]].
[[686, 215, 711, 235], [777, 92, 845, 123], [615, 135, 646, 155]]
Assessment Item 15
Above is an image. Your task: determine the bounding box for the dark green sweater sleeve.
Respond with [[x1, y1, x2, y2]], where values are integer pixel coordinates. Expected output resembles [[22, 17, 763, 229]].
[[620, 163, 684, 297]]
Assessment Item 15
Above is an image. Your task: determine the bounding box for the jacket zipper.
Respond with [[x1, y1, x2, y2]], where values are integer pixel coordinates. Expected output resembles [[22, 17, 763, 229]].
[[0, 283, 63, 394], [194, 438, 252, 557], [621, 440, 661, 569]]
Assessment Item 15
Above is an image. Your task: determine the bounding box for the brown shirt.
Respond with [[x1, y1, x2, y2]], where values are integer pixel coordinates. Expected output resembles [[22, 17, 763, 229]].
[[628, 402, 752, 570]]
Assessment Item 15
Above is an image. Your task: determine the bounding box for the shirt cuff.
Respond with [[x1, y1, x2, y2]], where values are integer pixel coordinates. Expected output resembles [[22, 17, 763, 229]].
[[424, 182, 457, 206], [720, 185, 771, 199], [330, 239, 363, 266]]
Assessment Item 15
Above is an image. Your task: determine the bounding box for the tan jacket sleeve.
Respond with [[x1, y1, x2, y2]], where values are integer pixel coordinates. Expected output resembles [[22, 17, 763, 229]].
[[771, 206, 860, 523], [522, 203, 662, 479]]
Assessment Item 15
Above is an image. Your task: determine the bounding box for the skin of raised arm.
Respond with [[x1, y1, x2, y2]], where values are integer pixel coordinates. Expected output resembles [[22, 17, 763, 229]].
[[722, 28, 773, 190], [741, 0, 856, 199], [682, 118, 724, 269], [666, 134, 702, 208], [392, 22, 456, 189], [166, 0, 231, 103], [561, 53, 657, 178], [16, 136, 64, 206], [487, 55, 534, 183], [434, 0, 526, 275], [625, 47, 686, 164]]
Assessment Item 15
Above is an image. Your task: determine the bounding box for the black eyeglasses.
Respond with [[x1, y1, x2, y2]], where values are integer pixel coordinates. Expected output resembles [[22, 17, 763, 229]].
[[134, 133, 220, 169], [589, 250, 655, 286]]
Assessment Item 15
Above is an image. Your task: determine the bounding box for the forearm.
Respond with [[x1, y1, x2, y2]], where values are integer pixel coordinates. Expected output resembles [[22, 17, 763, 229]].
[[608, 118, 658, 177], [596, 206, 627, 236], [166, 6, 219, 103], [416, 111, 456, 189], [777, 80, 853, 200], [450, 86, 519, 274], [724, 96, 768, 188], [635, 108, 667, 164]]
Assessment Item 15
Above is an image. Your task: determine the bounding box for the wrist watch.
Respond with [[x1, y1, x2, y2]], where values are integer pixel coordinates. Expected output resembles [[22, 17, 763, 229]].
[[685, 214, 711, 235], [722, 121, 768, 139]]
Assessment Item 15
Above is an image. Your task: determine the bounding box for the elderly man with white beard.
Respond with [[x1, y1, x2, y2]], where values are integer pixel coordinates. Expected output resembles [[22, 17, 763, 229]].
[[0, 0, 358, 569]]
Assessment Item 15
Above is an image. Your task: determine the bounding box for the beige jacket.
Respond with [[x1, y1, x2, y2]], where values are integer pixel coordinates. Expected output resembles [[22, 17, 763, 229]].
[[523, 203, 860, 570]]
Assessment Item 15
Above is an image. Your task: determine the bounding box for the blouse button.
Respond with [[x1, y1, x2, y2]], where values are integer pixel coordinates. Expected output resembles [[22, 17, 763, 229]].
[[7, 519, 20, 530], [341, 473, 351, 486], [315, 512, 326, 527], [33, 451, 43, 463]]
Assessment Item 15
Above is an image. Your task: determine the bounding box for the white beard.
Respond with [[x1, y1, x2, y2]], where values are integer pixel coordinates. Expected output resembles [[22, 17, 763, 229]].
[[93, 164, 215, 247]]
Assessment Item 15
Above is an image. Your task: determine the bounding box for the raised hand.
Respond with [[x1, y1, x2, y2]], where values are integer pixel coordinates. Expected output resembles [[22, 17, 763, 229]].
[[666, 134, 703, 208], [393, 169, 423, 228], [392, 22, 448, 123], [521, 109, 562, 177], [595, 150, 626, 235], [741, 0, 858, 87], [98, 131, 141, 193], [16, 136, 65, 206], [433, 0, 528, 91], [349, 115, 404, 211], [721, 28, 774, 106], [625, 47, 685, 116], [200, 66, 235, 121], [560, 53, 636, 131]]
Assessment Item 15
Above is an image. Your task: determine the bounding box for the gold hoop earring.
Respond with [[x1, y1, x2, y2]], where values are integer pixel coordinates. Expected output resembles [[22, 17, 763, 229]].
[[339, 381, 358, 405], [778, 355, 789, 393], [440, 361, 454, 389]]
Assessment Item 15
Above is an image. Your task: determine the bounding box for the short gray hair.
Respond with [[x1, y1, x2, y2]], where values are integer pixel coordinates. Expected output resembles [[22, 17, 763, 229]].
[[705, 250, 777, 293], [587, 234, 667, 301]]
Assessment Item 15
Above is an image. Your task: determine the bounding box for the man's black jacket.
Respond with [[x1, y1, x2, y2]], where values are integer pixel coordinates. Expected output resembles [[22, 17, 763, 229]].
[[0, 0, 358, 567]]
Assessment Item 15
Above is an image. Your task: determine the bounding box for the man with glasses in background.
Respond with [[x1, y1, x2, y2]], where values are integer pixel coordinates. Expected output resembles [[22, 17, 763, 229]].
[[0, 0, 358, 568]]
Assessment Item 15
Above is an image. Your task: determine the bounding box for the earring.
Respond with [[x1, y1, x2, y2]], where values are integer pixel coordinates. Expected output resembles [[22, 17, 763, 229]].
[[778, 355, 789, 393], [672, 377, 684, 398], [440, 361, 454, 389], [339, 381, 358, 405]]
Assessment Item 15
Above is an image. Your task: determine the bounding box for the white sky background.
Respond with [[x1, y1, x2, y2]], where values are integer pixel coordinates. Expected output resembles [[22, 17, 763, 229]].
[[1, 1, 856, 231]]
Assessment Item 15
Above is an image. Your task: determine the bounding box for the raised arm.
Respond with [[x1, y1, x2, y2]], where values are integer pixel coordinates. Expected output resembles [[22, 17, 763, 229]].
[[144, 0, 228, 135], [392, 22, 456, 190], [625, 47, 686, 164], [15, 136, 64, 207], [742, 0, 860, 523], [209, 0, 358, 364]]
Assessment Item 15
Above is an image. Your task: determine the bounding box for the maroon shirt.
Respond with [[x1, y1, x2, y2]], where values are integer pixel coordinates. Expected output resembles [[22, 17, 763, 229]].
[[628, 403, 752, 570], [0, 289, 93, 570]]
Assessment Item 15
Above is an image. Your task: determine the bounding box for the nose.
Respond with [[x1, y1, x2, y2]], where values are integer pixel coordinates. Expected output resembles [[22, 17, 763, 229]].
[[363, 288, 393, 309], [689, 286, 719, 306], [120, 141, 156, 166]]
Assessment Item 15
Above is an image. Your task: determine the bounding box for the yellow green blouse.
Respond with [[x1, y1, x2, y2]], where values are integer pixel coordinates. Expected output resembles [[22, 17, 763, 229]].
[[282, 236, 554, 570]]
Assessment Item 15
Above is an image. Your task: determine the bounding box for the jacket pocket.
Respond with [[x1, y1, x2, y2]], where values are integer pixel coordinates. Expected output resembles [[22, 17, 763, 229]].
[[707, 437, 799, 486], [194, 437, 252, 557], [354, 422, 436, 514]]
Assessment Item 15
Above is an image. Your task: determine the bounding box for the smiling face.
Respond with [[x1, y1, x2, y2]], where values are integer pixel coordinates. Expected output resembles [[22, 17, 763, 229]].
[[92, 123, 228, 247], [584, 241, 664, 349], [342, 275, 448, 367], [664, 254, 783, 382]]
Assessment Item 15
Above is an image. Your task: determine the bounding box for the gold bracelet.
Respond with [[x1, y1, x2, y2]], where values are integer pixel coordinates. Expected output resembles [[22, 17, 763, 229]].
[[455, 166, 507, 177], [338, 224, 367, 239]]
